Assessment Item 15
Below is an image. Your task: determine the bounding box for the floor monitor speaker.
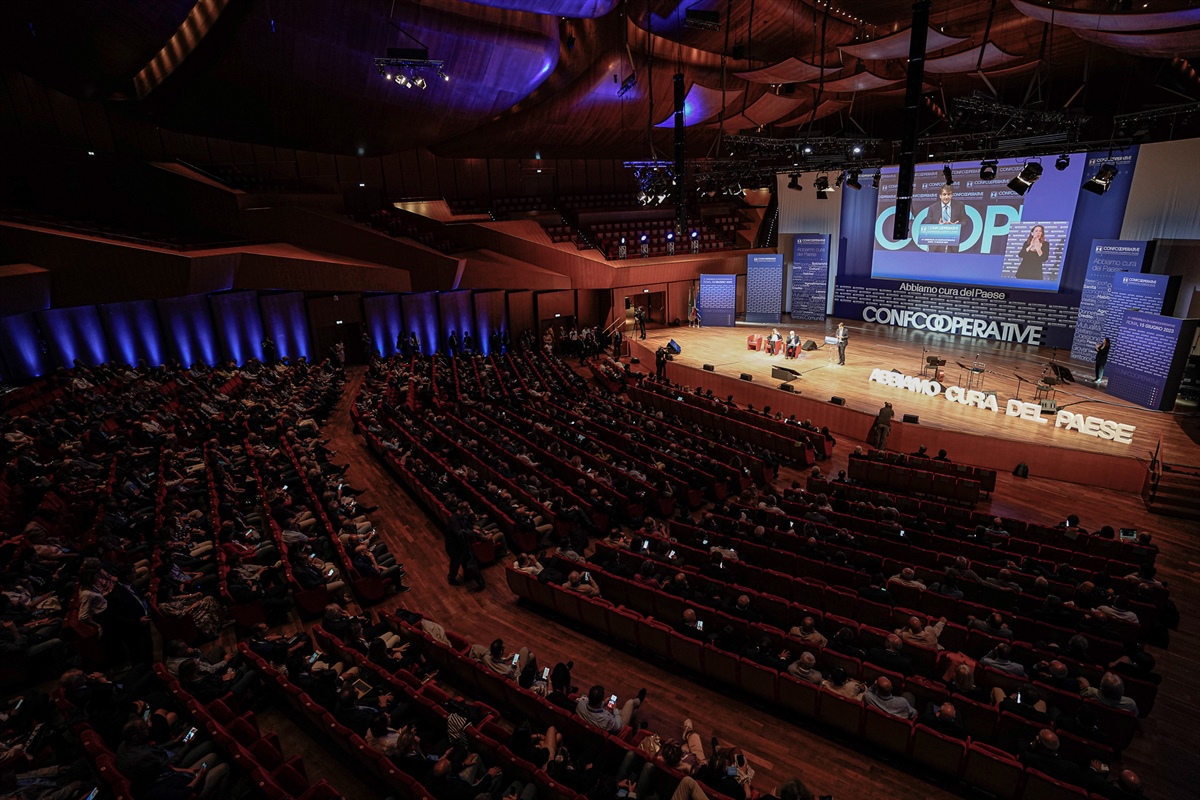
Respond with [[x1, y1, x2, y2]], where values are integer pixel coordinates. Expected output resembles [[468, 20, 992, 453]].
[[802, 340, 818, 351], [740, 373, 753, 381], [703, 364, 715, 371], [902, 413, 920, 424], [779, 383, 795, 392], [830, 396, 846, 405]]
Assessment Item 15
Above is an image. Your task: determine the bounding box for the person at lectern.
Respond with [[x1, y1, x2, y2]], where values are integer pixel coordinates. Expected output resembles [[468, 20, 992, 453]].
[[785, 331, 801, 359], [1095, 337, 1111, 383], [925, 185, 966, 253], [836, 323, 848, 365], [1015, 224, 1051, 280]]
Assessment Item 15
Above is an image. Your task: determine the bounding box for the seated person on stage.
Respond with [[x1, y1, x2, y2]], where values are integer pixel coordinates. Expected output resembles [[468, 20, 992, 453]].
[[766, 328, 783, 354], [785, 331, 800, 359]]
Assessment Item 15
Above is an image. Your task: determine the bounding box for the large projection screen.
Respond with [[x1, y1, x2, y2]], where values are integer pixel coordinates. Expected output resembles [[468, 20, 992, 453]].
[[872, 155, 1087, 291]]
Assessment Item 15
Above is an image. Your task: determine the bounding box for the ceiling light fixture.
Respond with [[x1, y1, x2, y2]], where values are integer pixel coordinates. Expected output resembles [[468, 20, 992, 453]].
[[979, 159, 998, 180], [1007, 161, 1043, 196], [1082, 162, 1119, 195]]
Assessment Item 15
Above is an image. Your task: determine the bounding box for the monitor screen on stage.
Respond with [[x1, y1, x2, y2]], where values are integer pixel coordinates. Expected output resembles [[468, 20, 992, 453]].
[[871, 154, 1087, 291]]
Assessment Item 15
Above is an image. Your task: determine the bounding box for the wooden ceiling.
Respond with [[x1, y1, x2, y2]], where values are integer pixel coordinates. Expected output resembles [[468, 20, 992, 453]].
[[1, 0, 1198, 160]]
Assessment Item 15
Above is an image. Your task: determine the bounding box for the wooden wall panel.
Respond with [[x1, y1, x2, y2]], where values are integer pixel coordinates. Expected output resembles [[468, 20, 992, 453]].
[[335, 155, 361, 185], [507, 290, 534, 340], [307, 294, 363, 328], [399, 150, 422, 197], [381, 154, 403, 197], [574, 289, 604, 328], [533, 289, 576, 327], [436, 157, 458, 199], [417, 149, 440, 196]]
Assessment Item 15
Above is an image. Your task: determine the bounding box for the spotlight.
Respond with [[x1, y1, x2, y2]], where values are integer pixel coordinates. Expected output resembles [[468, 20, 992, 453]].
[[852, 145, 863, 155], [872, 170, 880, 189], [835, 172, 845, 188], [943, 164, 953, 185], [846, 169, 862, 190], [1082, 162, 1119, 195], [814, 174, 831, 200], [787, 174, 801, 190], [979, 159, 998, 180], [666, 231, 674, 241], [640, 233, 648, 243], [620, 236, 627, 244], [1055, 153, 1070, 171], [394, 74, 408, 86], [438, 68, 450, 82], [1007, 161, 1043, 196], [413, 76, 427, 90], [802, 145, 813, 155], [690, 230, 699, 239], [655, 193, 668, 205], [637, 191, 650, 205]]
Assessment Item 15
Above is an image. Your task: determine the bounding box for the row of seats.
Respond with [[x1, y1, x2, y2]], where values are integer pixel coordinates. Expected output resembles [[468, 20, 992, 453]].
[[508, 564, 1141, 800]]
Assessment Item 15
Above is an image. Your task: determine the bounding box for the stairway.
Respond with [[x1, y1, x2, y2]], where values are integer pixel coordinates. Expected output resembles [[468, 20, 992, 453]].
[[1143, 464, 1200, 520]]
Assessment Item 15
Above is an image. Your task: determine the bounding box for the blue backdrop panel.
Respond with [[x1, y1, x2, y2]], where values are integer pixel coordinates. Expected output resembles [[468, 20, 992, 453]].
[[100, 300, 165, 367], [362, 294, 404, 358], [472, 291, 508, 356], [699, 274, 737, 327], [1103, 273, 1172, 346], [37, 305, 109, 370], [157, 294, 218, 366], [0, 313, 49, 383], [745, 254, 785, 324], [259, 292, 313, 362], [209, 291, 265, 366], [1107, 312, 1197, 410], [1070, 240, 1151, 362], [438, 291, 476, 353], [790, 235, 831, 321], [400, 292, 441, 356]]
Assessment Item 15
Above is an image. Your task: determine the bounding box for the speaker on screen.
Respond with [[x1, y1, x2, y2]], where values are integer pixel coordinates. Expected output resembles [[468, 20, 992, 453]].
[[703, 364, 715, 371], [740, 373, 753, 381], [830, 396, 846, 405], [902, 413, 920, 424], [667, 340, 681, 355], [802, 340, 818, 351]]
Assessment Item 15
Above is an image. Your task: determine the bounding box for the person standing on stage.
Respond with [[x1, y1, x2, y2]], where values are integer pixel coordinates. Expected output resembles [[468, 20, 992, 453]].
[[635, 306, 647, 339], [871, 402, 895, 451], [836, 323, 849, 366], [1095, 337, 1111, 383]]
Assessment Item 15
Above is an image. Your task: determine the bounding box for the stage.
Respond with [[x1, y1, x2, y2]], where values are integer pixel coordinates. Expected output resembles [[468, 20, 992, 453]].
[[628, 319, 1200, 492]]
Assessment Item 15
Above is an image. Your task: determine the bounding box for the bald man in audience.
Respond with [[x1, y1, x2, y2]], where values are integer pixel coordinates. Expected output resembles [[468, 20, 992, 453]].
[[867, 634, 914, 675], [563, 571, 602, 598], [1081, 672, 1139, 716], [895, 615, 946, 650], [1018, 730, 1082, 785], [787, 616, 827, 648], [786, 652, 823, 685], [889, 568, 926, 590], [918, 701, 967, 740], [863, 677, 916, 719]]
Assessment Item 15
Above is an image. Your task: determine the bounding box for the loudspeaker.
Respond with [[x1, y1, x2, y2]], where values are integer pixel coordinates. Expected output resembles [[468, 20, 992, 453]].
[[1040, 399, 1058, 413], [1050, 364, 1076, 384], [665, 355, 675, 361], [779, 383, 795, 392], [902, 414, 920, 424], [667, 339, 681, 355], [830, 396, 846, 405], [630, 357, 639, 364], [802, 340, 818, 351], [703, 364, 715, 371], [740, 373, 753, 381]]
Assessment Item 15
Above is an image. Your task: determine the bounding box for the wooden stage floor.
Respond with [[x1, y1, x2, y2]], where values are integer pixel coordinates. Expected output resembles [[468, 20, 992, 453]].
[[637, 320, 1200, 465]]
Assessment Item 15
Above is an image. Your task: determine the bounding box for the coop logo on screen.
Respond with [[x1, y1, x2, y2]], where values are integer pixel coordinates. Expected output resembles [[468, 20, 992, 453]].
[[862, 306, 1042, 344]]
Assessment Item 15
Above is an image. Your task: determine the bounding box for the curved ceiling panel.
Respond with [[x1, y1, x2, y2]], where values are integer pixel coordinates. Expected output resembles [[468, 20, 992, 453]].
[[1071, 27, 1200, 58], [654, 84, 743, 126], [923, 42, 1022, 74], [735, 58, 840, 84], [709, 94, 804, 130], [812, 71, 902, 93], [1010, 0, 1200, 32], [772, 99, 850, 126], [453, 0, 619, 16], [840, 26, 967, 60]]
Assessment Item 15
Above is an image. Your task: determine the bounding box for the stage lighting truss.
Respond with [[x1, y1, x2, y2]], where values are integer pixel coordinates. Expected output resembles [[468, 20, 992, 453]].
[[625, 161, 676, 207], [952, 94, 1090, 137], [376, 57, 446, 87], [723, 135, 882, 163], [1082, 162, 1119, 195]]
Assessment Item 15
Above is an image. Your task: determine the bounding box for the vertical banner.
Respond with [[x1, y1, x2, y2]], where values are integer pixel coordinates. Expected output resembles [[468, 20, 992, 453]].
[[745, 254, 785, 324], [1070, 240, 1150, 361], [1102, 273, 1173, 345], [1107, 312, 1197, 410], [698, 274, 736, 327], [790, 235, 831, 321]]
